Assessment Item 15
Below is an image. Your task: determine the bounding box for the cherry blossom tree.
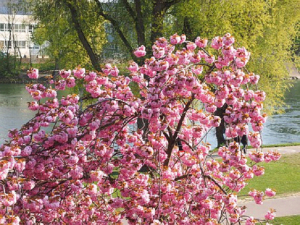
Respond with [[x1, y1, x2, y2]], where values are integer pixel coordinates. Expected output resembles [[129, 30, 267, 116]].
[[0, 33, 280, 224]]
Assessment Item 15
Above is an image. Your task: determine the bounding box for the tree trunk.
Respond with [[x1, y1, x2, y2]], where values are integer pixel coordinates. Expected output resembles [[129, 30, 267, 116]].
[[65, 1, 101, 71], [135, 0, 146, 46], [214, 104, 227, 147], [150, 1, 167, 43], [6, 26, 12, 74], [52, 57, 60, 79], [183, 16, 193, 39]]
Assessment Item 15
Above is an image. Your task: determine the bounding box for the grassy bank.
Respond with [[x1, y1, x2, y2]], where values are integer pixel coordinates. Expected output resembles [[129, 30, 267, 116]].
[[264, 215, 300, 224]]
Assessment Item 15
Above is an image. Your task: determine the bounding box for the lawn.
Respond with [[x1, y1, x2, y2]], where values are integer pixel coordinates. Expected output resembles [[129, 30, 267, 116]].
[[263, 215, 300, 224], [239, 153, 300, 197]]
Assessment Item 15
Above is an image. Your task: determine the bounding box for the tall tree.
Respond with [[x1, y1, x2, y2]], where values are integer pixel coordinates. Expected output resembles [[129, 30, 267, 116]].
[[90, 0, 183, 61], [0, 1, 25, 77]]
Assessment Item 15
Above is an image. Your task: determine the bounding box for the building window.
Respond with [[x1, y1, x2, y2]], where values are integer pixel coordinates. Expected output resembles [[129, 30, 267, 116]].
[[29, 44, 40, 50], [16, 41, 26, 48], [28, 24, 34, 33], [0, 23, 12, 31], [14, 24, 26, 32], [6, 24, 11, 31]]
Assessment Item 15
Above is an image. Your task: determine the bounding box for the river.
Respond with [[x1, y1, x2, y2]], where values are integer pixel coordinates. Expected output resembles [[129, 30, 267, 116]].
[[0, 81, 300, 146]]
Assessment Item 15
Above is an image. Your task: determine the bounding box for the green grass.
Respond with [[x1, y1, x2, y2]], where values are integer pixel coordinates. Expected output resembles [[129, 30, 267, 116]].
[[239, 153, 300, 197], [262, 215, 300, 224]]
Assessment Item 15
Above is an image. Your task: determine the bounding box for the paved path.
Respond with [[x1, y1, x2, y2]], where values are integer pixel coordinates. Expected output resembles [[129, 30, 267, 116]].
[[240, 194, 300, 220], [254, 145, 300, 155]]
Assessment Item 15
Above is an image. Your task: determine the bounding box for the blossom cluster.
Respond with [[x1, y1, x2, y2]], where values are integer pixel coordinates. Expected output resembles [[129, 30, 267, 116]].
[[0, 33, 280, 224]]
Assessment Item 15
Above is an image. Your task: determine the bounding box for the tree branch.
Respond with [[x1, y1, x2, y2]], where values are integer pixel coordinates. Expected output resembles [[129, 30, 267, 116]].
[[121, 0, 136, 21], [203, 175, 227, 195], [163, 95, 194, 166], [93, 0, 136, 60], [174, 173, 227, 195], [162, 131, 170, 142], [164, 0, 184, 11]]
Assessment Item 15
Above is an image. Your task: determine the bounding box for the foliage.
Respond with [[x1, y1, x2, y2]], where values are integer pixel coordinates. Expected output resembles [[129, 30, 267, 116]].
[[0, 34, 281, 224], [0, 53, 21, 78], [52, 0, 185, 62], [30, 0, 106, 70], [293, 23, 300, 70]]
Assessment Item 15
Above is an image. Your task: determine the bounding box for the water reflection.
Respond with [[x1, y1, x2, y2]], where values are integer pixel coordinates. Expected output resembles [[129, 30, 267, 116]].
[[0, 84, 34, 143], [0, 83, 70, 143]]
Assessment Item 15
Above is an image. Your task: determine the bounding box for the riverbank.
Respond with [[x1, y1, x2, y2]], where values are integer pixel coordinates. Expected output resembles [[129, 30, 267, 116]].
[[0, 71, 54, 83]]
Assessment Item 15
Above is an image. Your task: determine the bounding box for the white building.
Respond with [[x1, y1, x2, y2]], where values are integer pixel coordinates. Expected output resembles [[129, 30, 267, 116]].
[[0, 2, 43, 58]]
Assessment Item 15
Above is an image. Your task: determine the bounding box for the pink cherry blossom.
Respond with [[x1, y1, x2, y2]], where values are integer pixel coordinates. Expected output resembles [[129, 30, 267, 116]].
[[211, 36, 223, 49], [265, 188, 276, 197], [195, 37, 208, 48], [0, 34, 278, 224], [60, 69, 71, 78], [134, 45, 146, 57], [265, 209, 276, 220], [27, 68, 39, 79], [222, 33, 235, 46], [73, 67, 85, 78]]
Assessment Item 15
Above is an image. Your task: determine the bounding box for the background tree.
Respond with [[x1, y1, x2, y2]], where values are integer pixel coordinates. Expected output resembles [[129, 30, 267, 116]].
[[0, 1, 26, 78], [62, 0, 183, 61], [31, 0, 106, 71]]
